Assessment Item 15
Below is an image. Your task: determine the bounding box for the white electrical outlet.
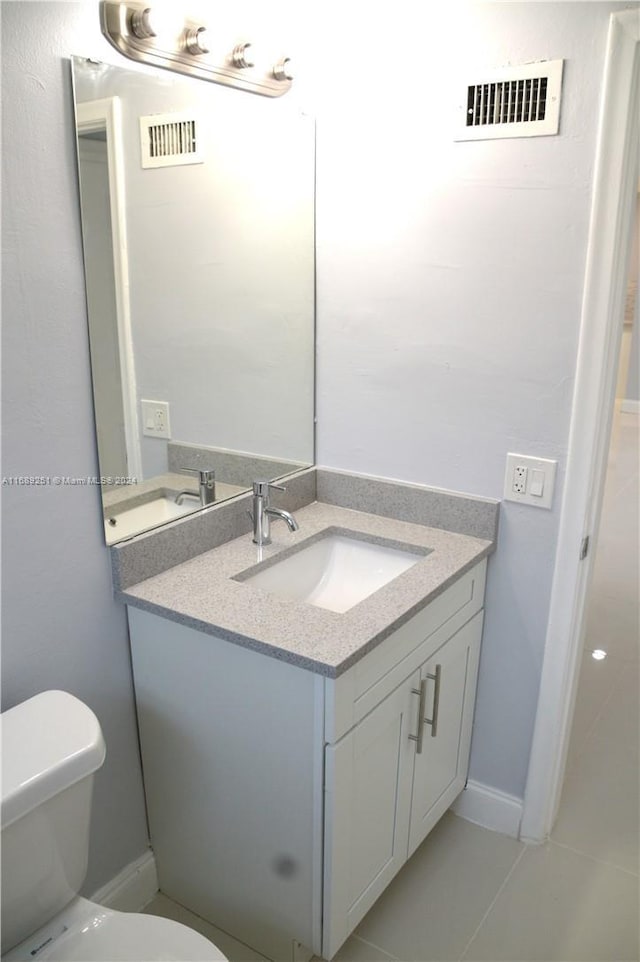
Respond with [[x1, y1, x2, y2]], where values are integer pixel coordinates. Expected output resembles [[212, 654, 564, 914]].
[[512, 465, 528, 494], [504, 454, 557, 509], [141, 399, 171, 439]]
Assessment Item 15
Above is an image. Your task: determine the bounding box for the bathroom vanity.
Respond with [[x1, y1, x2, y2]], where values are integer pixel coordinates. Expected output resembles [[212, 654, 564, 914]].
[[73, 47, 496, 962], [121, 498, 493, 962]]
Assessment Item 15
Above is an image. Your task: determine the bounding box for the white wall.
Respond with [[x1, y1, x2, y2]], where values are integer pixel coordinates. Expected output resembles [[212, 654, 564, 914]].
[[313, 1, 635, 798], [2, 0, 636, 895]]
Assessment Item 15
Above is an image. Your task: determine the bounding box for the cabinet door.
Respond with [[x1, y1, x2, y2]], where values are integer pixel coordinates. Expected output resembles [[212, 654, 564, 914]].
[[322, 673, 418, 960], [407, 611, 483, 858]]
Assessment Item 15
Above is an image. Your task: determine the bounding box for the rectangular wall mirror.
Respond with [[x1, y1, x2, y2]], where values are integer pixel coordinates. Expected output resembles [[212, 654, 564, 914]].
[[70, 56, 315, 544]]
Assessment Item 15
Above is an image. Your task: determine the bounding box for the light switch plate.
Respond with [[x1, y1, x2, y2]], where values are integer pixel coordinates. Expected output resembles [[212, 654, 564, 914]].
[[504, 453, 557, 508]]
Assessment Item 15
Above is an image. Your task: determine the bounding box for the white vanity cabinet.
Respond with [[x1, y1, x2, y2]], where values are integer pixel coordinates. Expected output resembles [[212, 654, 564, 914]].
[[408, 615, 482, 855], [322, 611, 483, 958], [127, 559, 486, 962]]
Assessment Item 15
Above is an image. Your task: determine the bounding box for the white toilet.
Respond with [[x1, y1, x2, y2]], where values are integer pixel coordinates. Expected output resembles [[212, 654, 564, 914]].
[[1, 690, 228, 962]]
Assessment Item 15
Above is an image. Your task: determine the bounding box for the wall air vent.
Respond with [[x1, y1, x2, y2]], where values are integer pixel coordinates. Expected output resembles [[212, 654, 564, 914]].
[[140, 113, 203, 168], [456, 59, 563, 141]]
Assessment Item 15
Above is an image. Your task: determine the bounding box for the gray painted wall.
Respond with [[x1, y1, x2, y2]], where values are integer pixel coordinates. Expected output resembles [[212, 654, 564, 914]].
[[2, 0, 636, 893], [1, 1, 149, 893]]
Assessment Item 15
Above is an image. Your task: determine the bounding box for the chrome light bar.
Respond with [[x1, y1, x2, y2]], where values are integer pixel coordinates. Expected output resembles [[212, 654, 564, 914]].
[[100, 1, 293, 98]]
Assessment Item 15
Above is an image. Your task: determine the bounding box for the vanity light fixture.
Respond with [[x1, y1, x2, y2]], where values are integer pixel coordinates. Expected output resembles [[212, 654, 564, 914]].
[[100, 1, 293, 97]]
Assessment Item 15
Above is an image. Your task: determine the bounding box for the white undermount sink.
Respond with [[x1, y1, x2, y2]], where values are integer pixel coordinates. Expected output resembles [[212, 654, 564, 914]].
[[240, 532, 428, 613], [104, 481, 248, 542], [104, 496, 194, 540]]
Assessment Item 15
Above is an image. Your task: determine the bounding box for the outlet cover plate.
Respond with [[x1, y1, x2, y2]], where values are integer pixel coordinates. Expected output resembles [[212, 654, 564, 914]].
[[504, 453, 557, 508], [141, 399, 171, 439]]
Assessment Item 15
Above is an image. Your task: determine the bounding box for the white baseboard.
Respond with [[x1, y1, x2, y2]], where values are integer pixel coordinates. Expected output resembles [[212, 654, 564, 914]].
[[90, 850, 159, 913], [451, 779, 523, 838], [620, 399, 640, 414]]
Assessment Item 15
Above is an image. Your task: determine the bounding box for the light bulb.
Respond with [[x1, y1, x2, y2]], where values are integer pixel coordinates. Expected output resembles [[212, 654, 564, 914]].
[[130, 7, 155, 39], [273, 57, 293, 82], [131, 5, 183, 41], [232, 42, 254, 70], [185, 26, 209, 55]]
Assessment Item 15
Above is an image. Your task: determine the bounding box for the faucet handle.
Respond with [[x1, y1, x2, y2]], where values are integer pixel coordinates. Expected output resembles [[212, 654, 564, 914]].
[[181, 466, 215, 487], [252, 479, 285, 497]]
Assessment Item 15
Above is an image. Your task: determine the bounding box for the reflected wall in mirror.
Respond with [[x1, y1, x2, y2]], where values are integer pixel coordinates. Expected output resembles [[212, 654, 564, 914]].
[[71, 56, 315, 544]]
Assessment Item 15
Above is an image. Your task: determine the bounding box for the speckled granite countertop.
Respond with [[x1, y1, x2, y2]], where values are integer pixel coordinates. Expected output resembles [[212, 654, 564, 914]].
[[121, 502, 493, 677]]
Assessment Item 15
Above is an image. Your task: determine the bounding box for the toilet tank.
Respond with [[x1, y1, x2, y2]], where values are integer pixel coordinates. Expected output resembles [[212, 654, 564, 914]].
[[1, 691, 106, 954]]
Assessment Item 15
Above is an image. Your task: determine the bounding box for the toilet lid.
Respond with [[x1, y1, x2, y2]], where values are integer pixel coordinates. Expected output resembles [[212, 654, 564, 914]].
[[39, 911, 229, 961]]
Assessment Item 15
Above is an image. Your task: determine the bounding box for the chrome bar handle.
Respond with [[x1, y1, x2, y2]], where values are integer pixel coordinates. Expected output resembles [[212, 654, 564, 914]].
[[409, 679, 428, 754], [425, 664, 442, 738]]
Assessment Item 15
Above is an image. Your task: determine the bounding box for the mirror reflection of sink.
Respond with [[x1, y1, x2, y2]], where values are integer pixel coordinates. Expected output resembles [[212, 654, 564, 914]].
[[104, 496, 194, 541], [240, 533, 429, 613]]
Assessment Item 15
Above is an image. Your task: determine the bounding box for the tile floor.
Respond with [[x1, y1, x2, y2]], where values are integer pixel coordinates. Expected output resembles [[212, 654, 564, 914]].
[[146, 412, 639, 961]]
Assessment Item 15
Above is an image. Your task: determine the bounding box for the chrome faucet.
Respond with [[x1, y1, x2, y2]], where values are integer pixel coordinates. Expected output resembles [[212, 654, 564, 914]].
[[251, 480, 299, 545], [175, 468, 216, 507]]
